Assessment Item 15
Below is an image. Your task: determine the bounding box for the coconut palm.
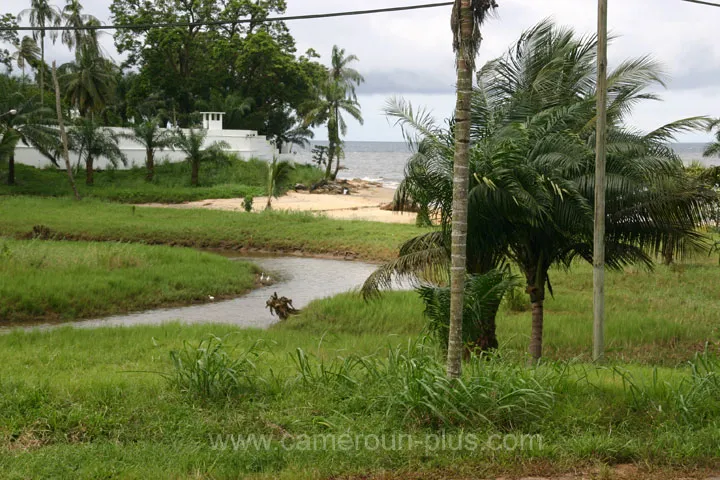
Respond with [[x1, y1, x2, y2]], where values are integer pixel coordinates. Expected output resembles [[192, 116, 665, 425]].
[[61, 0, 101, 52], [19, 0, 61, 104], [364, 21, 714, 363], [304, 80, 363, 180], [329, 45, 364, 102], [67, 116, 126, 185], [59, 46, 117, 116], [173, 128, 229, 186], [11, 36, 40, 84], [0, 75, 58, 185], [445, 0, 498, 378], [265, 156, 295, 210], [118, 118, 176, 181]]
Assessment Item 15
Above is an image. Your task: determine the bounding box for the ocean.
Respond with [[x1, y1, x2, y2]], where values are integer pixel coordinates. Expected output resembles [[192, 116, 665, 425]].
[[292, 142, 719, 189]]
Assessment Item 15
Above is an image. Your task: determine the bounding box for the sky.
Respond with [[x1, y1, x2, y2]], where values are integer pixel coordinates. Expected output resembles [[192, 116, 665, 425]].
[[4, 0, 720, 142]]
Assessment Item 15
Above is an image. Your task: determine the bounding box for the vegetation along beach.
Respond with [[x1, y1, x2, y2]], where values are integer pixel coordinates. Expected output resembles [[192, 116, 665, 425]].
[[3, 0, 720, 479]]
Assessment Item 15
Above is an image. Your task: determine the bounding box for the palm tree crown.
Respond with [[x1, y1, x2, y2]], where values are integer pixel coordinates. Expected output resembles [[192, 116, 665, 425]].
[[119, 118, 176, 181]]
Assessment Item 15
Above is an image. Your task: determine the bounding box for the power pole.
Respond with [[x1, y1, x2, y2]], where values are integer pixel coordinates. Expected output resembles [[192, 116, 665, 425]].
[[593, 0, 608, 362]]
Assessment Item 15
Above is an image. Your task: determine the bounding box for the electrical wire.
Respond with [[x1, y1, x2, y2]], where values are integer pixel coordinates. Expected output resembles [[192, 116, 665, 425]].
[[681, 0, 720, 7], [0, 2, 455, 32]]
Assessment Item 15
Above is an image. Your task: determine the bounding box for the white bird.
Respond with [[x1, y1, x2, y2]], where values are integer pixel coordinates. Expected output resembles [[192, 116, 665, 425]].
[[260, 273, 266, 282], [208, 295, 215, 301]]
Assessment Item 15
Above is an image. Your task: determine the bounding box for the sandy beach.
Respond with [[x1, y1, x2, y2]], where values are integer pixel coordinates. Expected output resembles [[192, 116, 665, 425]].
[[138, 180, 417, 224]]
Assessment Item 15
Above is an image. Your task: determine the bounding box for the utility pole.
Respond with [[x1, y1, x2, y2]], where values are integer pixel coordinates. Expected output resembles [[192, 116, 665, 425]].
[[593, 0, 608, 362]]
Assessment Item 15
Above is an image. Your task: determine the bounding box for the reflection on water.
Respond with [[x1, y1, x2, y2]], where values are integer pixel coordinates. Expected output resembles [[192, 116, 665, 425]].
[[14, 256, 380, 331]]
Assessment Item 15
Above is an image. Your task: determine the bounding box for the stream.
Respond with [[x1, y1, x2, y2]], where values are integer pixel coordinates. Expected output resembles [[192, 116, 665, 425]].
[[13, 256, 381, 331]]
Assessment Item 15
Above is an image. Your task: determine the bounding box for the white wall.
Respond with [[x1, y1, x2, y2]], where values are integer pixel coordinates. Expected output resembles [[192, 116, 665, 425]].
[[14, 127, 277, 170]]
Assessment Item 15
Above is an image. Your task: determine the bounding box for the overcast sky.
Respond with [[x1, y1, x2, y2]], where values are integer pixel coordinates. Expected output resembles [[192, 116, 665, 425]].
[[4, 0, 720, 142]]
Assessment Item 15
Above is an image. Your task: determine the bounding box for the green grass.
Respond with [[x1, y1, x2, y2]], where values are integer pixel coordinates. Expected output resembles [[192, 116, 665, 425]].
[[0, 196, 419, 261], [0, 239, 258, 324], [0, 157, 325, 203], [1, 307, 720, 478]]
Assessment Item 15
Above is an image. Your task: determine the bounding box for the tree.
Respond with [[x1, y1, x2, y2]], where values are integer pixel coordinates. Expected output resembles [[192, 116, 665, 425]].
[[265, 156, 294, 210], [118, 118, 176, 181], [0, 14, 20, 71], [364, 21, 714, 363], [67, 117, 126, 185], [304, 80, 363, 180], [11, 36, 41, 83], [61, 0, 101, 52], [0, 75, 58, 185], [704, 119, 720, 159], [446, 0, 498, 378], [59, 46, 118, 116], [173, 128, 229, 186], [19, 0, 62, 104], [329, 45, 364, 102]]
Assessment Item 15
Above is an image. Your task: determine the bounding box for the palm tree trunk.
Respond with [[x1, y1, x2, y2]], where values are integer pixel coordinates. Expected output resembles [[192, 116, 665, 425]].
[[146, 148, 154, 181], [191, 160, 199, 186], [51, 62, 80, 200], [526, 271, 546, 363], [447, 0, 475, 380], [40, 32, 45, 106], [7, 153, 15, 185], [325, 138, 335, 180], [86, 156, 94, 185]]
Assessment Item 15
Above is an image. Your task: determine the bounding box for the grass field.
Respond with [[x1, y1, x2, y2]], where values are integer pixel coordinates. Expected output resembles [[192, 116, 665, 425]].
[[0, 239, 258, 324], [0, 197, 420, 262], [1, 299, 719, 478], [0, 158, 325, 203]]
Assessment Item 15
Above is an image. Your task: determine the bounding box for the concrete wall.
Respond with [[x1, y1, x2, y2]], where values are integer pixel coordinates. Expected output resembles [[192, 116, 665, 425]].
[[14, 127, 277, 170]]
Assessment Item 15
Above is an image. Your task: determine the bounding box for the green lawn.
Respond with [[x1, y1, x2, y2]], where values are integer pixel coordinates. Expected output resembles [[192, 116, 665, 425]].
[[0, 158, 324, 203], [0, 239, 258, 324], [0, 196, 420, 262]]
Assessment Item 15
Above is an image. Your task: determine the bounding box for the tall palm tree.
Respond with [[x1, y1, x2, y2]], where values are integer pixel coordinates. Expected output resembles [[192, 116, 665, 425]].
[[19, 0, 61, 105], [58, 46, 117, 116], [0, 75, 58, 185], [12, 36, 41, 84], [304, 81, 363, 180], [364, 21, 714, 363], [446, 0, 498, 378], [67, 117, 126, 185], [118, 118, 176, 181], [61, 0, 101, 52], [173, 129, 229, 186], [329, 45, 364, 102]]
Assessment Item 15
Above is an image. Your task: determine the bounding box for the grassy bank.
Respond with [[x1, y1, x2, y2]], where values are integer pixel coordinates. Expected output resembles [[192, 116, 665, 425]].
[[1, 306, 719, 478], [0, 239, 258, 324], [0, 197, 419, 262], [0, 158, 324, 203]]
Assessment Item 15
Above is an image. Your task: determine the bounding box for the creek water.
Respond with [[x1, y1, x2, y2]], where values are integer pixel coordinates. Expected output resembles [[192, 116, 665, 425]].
[[11, 256, 380, 331]]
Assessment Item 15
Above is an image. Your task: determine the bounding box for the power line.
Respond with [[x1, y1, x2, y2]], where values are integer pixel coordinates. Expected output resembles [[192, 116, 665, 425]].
[[0, 2, 454, 32], [681, 0, 720, 6]]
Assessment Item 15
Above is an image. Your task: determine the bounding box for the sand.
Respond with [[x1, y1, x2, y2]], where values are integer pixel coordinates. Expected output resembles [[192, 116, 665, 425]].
[[138, 181, 417, 224]]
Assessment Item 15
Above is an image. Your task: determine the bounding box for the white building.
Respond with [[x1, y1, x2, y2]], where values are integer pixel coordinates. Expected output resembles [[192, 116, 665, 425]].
[[14, 112, 277, 169]]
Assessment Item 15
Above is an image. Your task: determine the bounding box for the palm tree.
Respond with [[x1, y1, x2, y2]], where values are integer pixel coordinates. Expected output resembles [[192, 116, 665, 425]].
[[704, 119, 720, 159], [11, 36, 40, 84], [329, 45, 364, 102], [67, 117, 126, 185], [61, 0, 101, 52], [173, 128, 229, 186], [304, 81, 363, 180], [364, 21, 714, 363], [0, 75, 58, 185], [19, 0, 61, 104], [59, 46, 117, 116], [445, 0, 498, 378], [265, 156, 294, 210], [119, 118, 176, 181]]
